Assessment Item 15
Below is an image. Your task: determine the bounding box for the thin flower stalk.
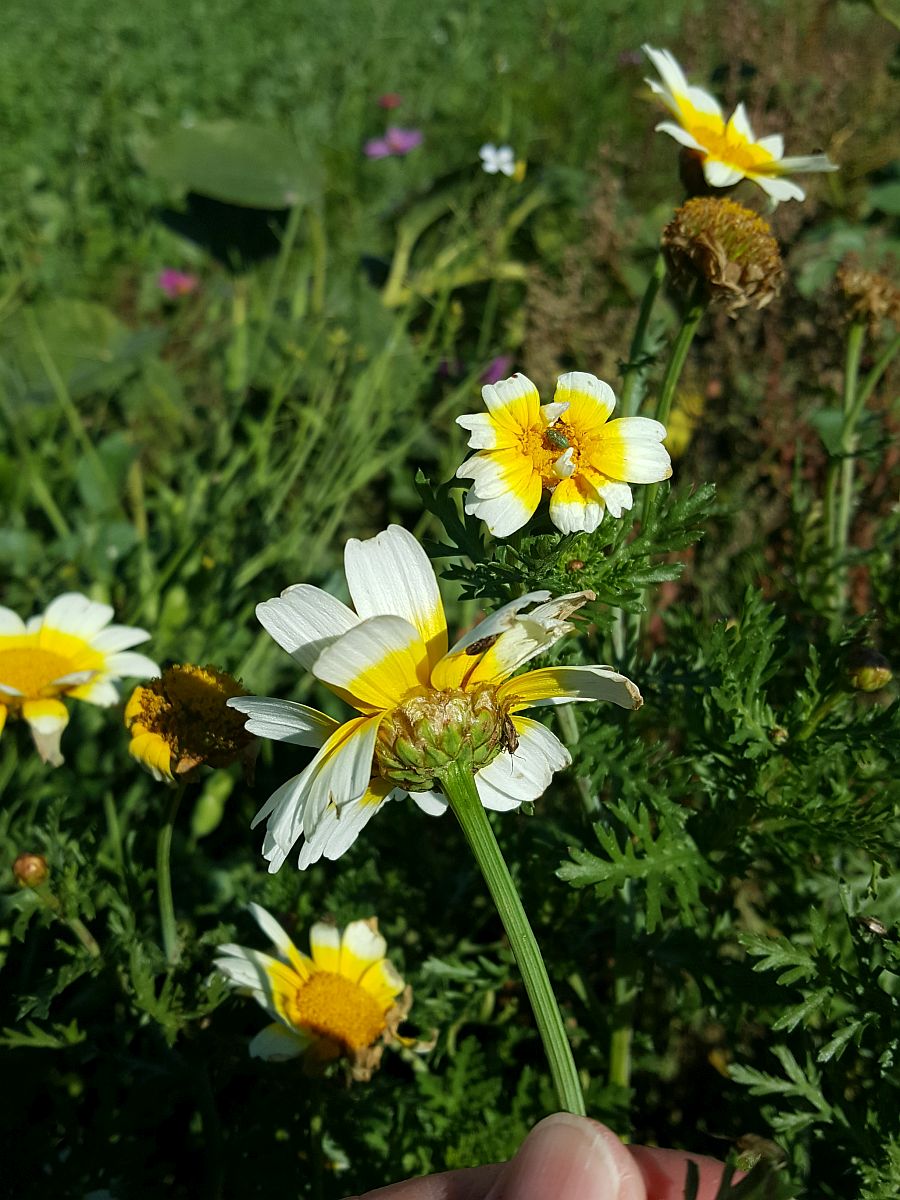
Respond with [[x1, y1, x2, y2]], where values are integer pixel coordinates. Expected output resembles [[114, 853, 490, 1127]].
[[620, 253, 667, 418], [438, 758, 586, 1116], [157, 782, 186, 966]]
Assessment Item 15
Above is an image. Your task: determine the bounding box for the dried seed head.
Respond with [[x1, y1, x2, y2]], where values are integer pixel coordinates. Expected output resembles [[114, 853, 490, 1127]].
[[662, 197, 784, 317], [374, 683, 513, 791], [125, 664, 256, 782], [835, 256, 900, 337]]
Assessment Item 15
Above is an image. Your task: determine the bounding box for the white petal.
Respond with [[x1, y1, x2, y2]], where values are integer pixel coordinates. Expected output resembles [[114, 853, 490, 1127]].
[[499, 664, 643, 711], [0, 681, 24, 697], [214, 945, 274, 1008], [49, 670, 97, 688], [552, 449, 576, 479], [727, 101, 755, 143], [344, 525, 447, 665], [256, 717, 381, 871], [654, 121, 707, 153], [540, 401, 570, 425], [456, 412, 501, 449], [555, 371, 617, 423], [776, 153, 837, 174], [750, 172, 805, 202], [594, 480, 633, 519], [703, 159, 745, 188], [475, 718, 570, 810], [442, 591, 551, 659], [477, 591, 593, 679], [227, 695, 338, 746], [756, 133, 784, 160], [104, 651, 160, 678], [256, 585, 359, 671], [481, 372, 539, 418], [312, 615, 427, 712], [248, 1022, 307, 1061], [408, 789, 449, 816], [549, 480, 604, 534], [297, 788, 392, 869], [72, 678, 120, 706], [248, 902, 299, 961], [463, 489, 534, 538], [40, 594, 114, 638], [90, 624, 152, 653], [0, 607, 26, 635]]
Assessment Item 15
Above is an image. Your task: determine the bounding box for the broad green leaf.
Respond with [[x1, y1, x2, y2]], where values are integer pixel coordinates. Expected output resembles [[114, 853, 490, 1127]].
[[139, 121, 319, 209]]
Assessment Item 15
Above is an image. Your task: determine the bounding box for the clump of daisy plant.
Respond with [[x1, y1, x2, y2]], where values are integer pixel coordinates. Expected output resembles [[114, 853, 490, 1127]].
[[232, 524, 644, 1114], [0, 593, 158, 766], [455, 371, 672, 536], [643, 44, 837, 203], [216, 904, 412, 1081]]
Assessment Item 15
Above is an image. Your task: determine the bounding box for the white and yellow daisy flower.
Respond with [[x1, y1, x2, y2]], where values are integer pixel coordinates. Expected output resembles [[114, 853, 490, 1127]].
[[215, 904, 410, 1080], [643, 44, 838, 203], [455, 371, 671, 537], [0, 593, 158, 765], [229, 525, 642, 872]]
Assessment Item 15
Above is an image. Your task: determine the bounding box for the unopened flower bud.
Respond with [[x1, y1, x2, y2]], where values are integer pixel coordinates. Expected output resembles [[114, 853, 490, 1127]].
[[374, 683, 513, 791], [846, 647, 892, 693], [13, 853, 49, 888], [662, 197, 784, 317]]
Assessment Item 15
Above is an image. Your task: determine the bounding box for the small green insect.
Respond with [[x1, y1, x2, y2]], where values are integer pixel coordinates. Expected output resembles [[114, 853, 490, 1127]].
[[545, 428, 570, 451]]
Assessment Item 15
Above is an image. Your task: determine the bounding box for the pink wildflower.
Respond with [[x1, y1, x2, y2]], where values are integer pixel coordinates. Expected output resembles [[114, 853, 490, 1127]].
[[158, 269, 199, 299], [480, 355, 514, 385], [364, 127, 423, 159]]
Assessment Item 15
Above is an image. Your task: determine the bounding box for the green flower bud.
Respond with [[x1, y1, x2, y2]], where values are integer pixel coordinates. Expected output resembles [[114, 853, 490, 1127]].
[[846, 647, 892, 693], [374, 683, 513, 791]]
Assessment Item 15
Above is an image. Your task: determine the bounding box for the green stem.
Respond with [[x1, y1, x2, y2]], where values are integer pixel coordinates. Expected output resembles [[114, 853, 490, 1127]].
[[829, 322, 866, 614], [854, 329, 900, 418], [620, 252, 666, 418], [439, 760, 585, 1116], [609, 973, 638, 1092], [157, 782, 186, 966], [639, 294, 706, 528]]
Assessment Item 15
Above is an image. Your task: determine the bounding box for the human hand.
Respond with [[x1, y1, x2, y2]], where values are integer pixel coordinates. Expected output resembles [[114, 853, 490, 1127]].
[[348, 1112, 739, 1200]]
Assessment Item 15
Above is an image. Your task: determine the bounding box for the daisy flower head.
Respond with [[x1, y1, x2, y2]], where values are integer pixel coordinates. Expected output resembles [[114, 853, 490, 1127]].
[[125, 664, 255, 783], [229, 526, 642, 872], [0, 594, 158, 766], [456, 371, 672, 537], [643, 44, 838, 203], [215, 904, 411, 1080]]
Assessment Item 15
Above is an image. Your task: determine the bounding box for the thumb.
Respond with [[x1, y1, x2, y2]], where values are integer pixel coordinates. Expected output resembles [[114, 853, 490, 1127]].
[[484, 1113, 646, 1200]]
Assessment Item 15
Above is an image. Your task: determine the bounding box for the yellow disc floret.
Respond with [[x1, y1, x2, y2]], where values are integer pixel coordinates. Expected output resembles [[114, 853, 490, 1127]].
[[285, 971, 388, 1051]]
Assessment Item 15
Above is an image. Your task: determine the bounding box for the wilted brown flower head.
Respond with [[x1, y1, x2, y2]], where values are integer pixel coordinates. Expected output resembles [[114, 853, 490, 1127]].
[[662, 197, 784, 317], [125, 664, 256, 782], [835, 256, 900, 337]]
